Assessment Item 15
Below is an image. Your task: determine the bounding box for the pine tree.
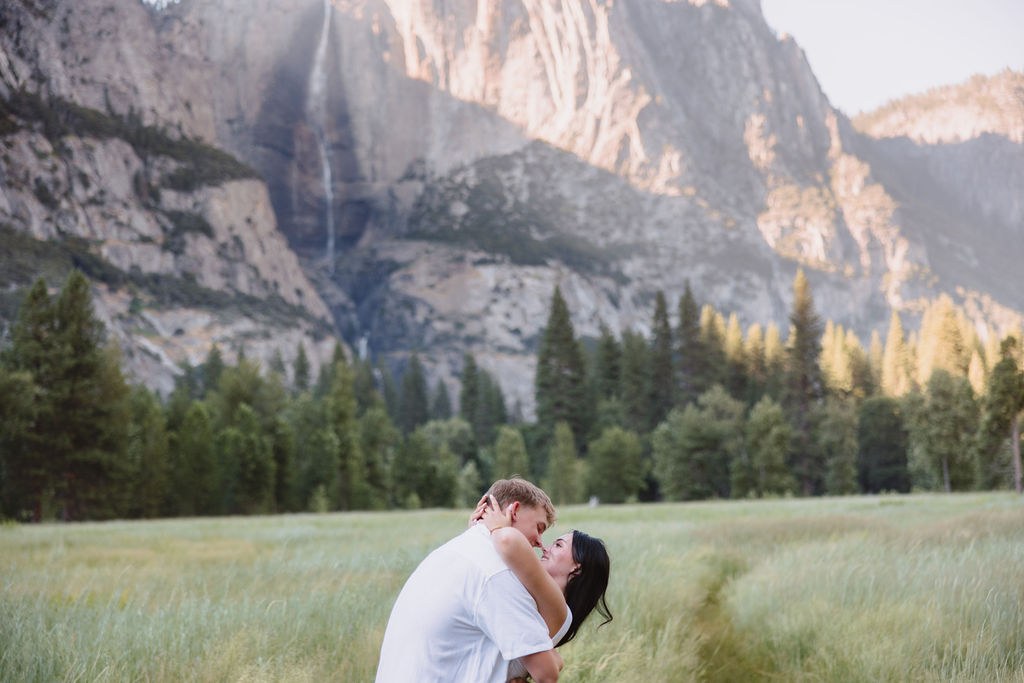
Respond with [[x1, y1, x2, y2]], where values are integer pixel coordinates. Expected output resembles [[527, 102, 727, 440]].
[[544, 421, 581, 504], [820, 320, 844, 394], [358, 405, 400, 507], [594, 322, 621, 401], [307, 430, 339, 509], [202, 344, 225, 397], [232, 404, 276, 514], [817, 398, 859, 495], [124, 387, 170, 518], [915, 295, 972, 386], [430, 379, 453, 420], [593, 397, 627, 434], [619, 330, 650, 434], [699, 304, 727, 392], [13, 272, 132, 520], [379, 361, 399, 420], [746, 396, 796, 497], [476, 370, 508, 447], [459, 353, 480, 425], [397, 353, 429, 435], [268, 349, 287, 377], [52, 272, 110, 517], [170, 401, 219, 515], [649, 291, 675, 425], [975, 337, 1024, 491], [391, 430, 432, 508], [846, 328, 874, 399], [0, 367, 40, 520], [352, 358, 381, 414], [881, 310, 912, 396], [293, 342, 311, 392], [676, 281, 704, 405], [723, 313, 748, 399], [784, 269, 825, 495], [286, 391, 328, 509], [744, 323, 767, 402], [165, 364, 198, 431], [314, 342, 348, 398], [330, 340, 348, 367], [209, 357, 264, 428], [91, 343, 133, 518], [587, 426, 645, 503], [304, 426, 340, 510], [255, 365, 288, 428], [856, 396, 910, 493], [268, 415, 297, 511], [823, 324, 872, 399], [868, 330, 884, 393], [535, 286, 589, 444], [328, 359, 365, 509], [763, 322, 786, 400], [2, 281, 53, 519]]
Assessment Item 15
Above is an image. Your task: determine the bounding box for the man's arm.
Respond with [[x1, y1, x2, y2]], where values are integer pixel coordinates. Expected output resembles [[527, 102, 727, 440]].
[[520, 649, 561, 683]]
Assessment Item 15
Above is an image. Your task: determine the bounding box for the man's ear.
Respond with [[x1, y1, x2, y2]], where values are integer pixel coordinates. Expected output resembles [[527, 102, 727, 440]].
[[507, 501, 520, 521]]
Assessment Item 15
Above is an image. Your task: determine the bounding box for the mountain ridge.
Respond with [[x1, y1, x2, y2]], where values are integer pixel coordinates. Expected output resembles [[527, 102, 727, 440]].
[[2, 0, 1022, 413]]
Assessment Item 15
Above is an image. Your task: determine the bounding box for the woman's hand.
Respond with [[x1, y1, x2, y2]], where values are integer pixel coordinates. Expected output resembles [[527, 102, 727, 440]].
[[480, 495, 514, 532], [468, 494, 513, 532], [469, 495, 489, 528]]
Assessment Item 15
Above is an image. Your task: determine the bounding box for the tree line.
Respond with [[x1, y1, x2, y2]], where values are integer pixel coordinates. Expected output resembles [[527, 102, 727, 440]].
[[1, 269, 1022, 521]]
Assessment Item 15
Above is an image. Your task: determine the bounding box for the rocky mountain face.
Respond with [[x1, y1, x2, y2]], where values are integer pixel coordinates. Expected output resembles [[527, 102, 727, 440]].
[[0, 0, 338, 393], [850, 72, 1024, 331], [2, 0, 1022, 412]]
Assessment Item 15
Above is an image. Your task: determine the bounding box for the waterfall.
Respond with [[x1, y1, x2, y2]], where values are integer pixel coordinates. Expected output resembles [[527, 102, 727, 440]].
[[307, 0, 335, 273]]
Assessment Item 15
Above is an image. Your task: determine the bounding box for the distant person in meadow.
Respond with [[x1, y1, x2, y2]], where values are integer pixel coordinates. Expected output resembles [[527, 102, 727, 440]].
[[375, 478, 563, 683], [470, 492, 612, 682]]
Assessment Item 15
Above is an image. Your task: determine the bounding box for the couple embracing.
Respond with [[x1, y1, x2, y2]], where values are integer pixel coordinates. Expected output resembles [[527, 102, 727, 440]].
[[376, 478, 612, 682]]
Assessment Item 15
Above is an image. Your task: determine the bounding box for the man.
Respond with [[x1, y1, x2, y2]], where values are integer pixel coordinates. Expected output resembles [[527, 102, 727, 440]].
[[375, 478, 561, 683]]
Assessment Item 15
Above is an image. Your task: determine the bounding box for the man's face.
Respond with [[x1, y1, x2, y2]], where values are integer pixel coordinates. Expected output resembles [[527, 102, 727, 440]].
[[510, 503, 549, 548]]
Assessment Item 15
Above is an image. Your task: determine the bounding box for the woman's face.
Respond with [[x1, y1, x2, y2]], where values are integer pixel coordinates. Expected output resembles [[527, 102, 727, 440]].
[[540, 532, 579, 590]]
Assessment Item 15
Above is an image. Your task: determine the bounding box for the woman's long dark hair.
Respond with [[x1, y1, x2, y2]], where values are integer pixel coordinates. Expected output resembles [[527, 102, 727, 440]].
[[557, 530, 612, 646]]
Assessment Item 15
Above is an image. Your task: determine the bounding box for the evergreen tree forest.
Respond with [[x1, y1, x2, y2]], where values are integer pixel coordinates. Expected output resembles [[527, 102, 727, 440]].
[[1, 269, 1023, 521]]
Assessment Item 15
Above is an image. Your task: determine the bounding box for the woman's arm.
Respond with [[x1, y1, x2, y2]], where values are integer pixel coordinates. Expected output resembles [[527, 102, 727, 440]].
[[477, 497, 568, 638]]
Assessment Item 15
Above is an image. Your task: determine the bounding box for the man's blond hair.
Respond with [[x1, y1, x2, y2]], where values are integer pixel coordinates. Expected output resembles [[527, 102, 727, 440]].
[[486, 478, 556, 527]]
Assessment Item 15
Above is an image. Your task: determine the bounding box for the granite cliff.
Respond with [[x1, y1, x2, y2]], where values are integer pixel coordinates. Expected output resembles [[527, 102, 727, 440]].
[[2, 0, 1022, 411]]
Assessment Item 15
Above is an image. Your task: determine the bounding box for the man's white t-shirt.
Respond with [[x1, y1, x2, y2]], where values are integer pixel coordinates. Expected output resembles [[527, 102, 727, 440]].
[[507, 606, 571, 681], [375, 524, 553, 683]]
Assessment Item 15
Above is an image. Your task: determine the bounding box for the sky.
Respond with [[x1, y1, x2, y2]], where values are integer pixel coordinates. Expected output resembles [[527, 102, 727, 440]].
[[760, 0, 1024, 115]]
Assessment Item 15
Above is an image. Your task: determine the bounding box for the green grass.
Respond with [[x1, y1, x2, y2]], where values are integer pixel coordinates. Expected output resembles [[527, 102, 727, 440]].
[[2, 494, 1023, 681]]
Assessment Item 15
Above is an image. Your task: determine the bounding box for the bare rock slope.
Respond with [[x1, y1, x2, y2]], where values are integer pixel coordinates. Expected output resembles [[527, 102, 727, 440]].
[[2, 0, 1022, 410]]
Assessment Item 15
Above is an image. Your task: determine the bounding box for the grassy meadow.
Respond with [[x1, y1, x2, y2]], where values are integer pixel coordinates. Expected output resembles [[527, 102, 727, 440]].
[[2, 493, 1023, 682]]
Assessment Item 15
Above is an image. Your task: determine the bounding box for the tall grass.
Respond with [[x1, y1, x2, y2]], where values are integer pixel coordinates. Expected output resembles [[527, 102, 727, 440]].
[[2, 494, 1022, 681]]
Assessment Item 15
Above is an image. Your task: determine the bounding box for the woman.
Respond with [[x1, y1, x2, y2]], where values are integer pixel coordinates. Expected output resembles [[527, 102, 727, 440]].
[[471, 495, 612, 680]]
